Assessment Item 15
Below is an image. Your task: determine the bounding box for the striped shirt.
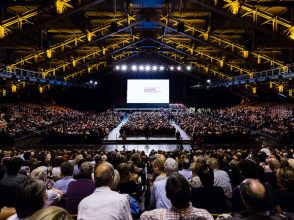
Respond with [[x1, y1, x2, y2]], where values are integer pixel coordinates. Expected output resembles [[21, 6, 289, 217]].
[[140, 202, 214, 220]]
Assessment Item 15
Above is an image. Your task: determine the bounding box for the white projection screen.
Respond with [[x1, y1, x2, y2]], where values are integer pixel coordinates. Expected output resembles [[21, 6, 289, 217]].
[[127, 79, 169, 103]]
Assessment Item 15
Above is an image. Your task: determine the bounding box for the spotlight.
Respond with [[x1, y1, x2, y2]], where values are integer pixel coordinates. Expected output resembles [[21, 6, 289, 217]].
[[146, 65, 150, 71], [177, 66, 181, 70], [170, 66, 174, 70], [187, 66, 191, 71], [90, 80, 93, 83], [18, 79, 21, 82], [152, 66, 157, 71], [139, 66, 144, 70], [207, 79, 211, 83], [115, 66, 120, 70], [122, 65, 127, 70], [95, 81, 98, 85], [132, 65, 137, 71], [160, 66, 164, 70]]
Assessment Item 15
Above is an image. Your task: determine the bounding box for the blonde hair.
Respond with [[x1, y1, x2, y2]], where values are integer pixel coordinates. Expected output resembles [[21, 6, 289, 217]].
[[29, 206, 72, 220]]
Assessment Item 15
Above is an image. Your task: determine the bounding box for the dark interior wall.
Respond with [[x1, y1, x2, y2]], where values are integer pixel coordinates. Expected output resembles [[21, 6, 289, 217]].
[[0, 70, 244, 111]]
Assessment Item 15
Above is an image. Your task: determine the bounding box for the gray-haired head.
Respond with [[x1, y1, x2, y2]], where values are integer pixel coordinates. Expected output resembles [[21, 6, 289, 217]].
[[164, 158, 178, 176], [79, 162, 93, 179], [112, 170, 120, 190], [30, 166, 47, 182], [207, 158, 219, 170]]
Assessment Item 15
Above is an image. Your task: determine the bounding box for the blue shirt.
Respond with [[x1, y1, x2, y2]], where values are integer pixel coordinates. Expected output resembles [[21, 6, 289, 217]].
[[179, 169, 193, 179], [150, 177, 171, 209], [73, 164, 79, 175], [53, 176, 75, 195]]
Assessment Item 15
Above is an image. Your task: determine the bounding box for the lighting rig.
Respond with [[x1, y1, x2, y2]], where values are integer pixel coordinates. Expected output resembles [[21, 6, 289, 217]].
[[114, 65, 191, 72]]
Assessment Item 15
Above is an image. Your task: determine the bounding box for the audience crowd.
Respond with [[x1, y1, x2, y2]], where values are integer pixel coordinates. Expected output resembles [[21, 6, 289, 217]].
[[120, 112, 176, 136], [0, 145, 294, 220]]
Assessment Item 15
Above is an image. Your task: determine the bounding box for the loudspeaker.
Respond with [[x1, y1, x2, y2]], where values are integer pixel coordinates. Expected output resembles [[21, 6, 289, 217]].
[[42, 39, 51, 50], [244, 40, 252, 51], [178, 22, 184, 33], [282, 49, 289, 65], [111, 22, 117, 32]]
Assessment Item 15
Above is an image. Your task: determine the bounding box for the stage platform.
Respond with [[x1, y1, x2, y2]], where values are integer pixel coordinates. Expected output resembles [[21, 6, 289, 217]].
[[104, 115, 191, 144]]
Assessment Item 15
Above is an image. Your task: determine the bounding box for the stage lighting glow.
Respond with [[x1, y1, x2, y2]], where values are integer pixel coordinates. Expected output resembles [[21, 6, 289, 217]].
[[95, 81, 97, 85], [207, 79, 211, 83], [90, 80, 93, 83], [115, 66, 120, 70], [146, 65, 151, 71], [177, 66, 181, 70], [152, 66, 157, 70], [160, 66, 164, 70], [122, 65, 127, 70], [170, 66, 174, 70], [132, 65, 137, 71], [187, 66, 191, 70], [139, 66, 144, 70]]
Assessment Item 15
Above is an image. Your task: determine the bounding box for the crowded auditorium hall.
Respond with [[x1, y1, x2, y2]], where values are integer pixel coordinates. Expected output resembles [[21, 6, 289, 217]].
[[1, 0, 294, 219]]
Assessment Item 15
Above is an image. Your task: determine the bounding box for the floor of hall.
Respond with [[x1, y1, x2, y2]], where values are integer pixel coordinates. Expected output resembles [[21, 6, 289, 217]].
[[104, 115, 191, 141]]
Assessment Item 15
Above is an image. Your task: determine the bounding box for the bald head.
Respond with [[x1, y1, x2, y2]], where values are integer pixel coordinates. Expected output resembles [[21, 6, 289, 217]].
[[269, 158, 280, 171], [94, 163, 114, 188], [240, 179, 270, 213]]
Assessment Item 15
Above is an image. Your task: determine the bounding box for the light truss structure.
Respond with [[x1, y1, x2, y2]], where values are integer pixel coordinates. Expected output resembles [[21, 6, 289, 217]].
[[0, 0, 293, 97]]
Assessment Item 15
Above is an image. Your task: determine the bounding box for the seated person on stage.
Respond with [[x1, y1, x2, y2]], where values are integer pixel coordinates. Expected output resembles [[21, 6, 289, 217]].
[[141, 172, 213, 220], [190, 164, 226, 213]]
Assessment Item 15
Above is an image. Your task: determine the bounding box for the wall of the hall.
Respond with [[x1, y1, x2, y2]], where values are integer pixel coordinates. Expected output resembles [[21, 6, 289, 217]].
[[0, 71, 243, 111]]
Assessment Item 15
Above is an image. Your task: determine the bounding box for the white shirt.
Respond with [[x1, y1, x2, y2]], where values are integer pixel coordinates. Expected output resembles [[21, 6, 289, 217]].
[[78, 187, 132, 220], [52, 167, 61, 177], [44, 190, 61, 208], [213, 169, 232, 194]]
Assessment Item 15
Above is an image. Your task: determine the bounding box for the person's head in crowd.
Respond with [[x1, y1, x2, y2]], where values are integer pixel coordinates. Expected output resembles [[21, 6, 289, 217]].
[[117, 163, 130, 183], [288, 159, 294, 168], [182, 158, 190, 170], [191, 163, 202, 177], [153, 159, 165, 175], [77, 159, 87, 169], [15, 179, 47, 219], [164, 158, 178, 176], [60, 162, 74, 177], [195, 156, 205, 165], [198, 164, 214, 188], [94, 163, 114, 188], [207, 158, 219, 170], [257, 152, 267, 163], [24, 152, 31, 161], [277, 167, 294, 191], [101, 155, 107, 161], [7, 157, 23, 175], [166, 172, 191, 209], [52, 157, 63, 168], [268, 158, 280, 172], [229, 159, 239, 172], [0, 164, 5, 182], [126, 161, 135, 174], [39, 154, 47, 163], [131, 155, 139, 165], [30, 166, 47, 182], [281, 158, 289, 168], [79, 162, 93, 179], [239, 160, 260, 180], [111, 170, 120, 191], [73, 154, 83, 165], [29, 206, 72, 220], [94, 155, 102, 164], [240, 179, 270, 214], [224, 154, 232, 164]]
